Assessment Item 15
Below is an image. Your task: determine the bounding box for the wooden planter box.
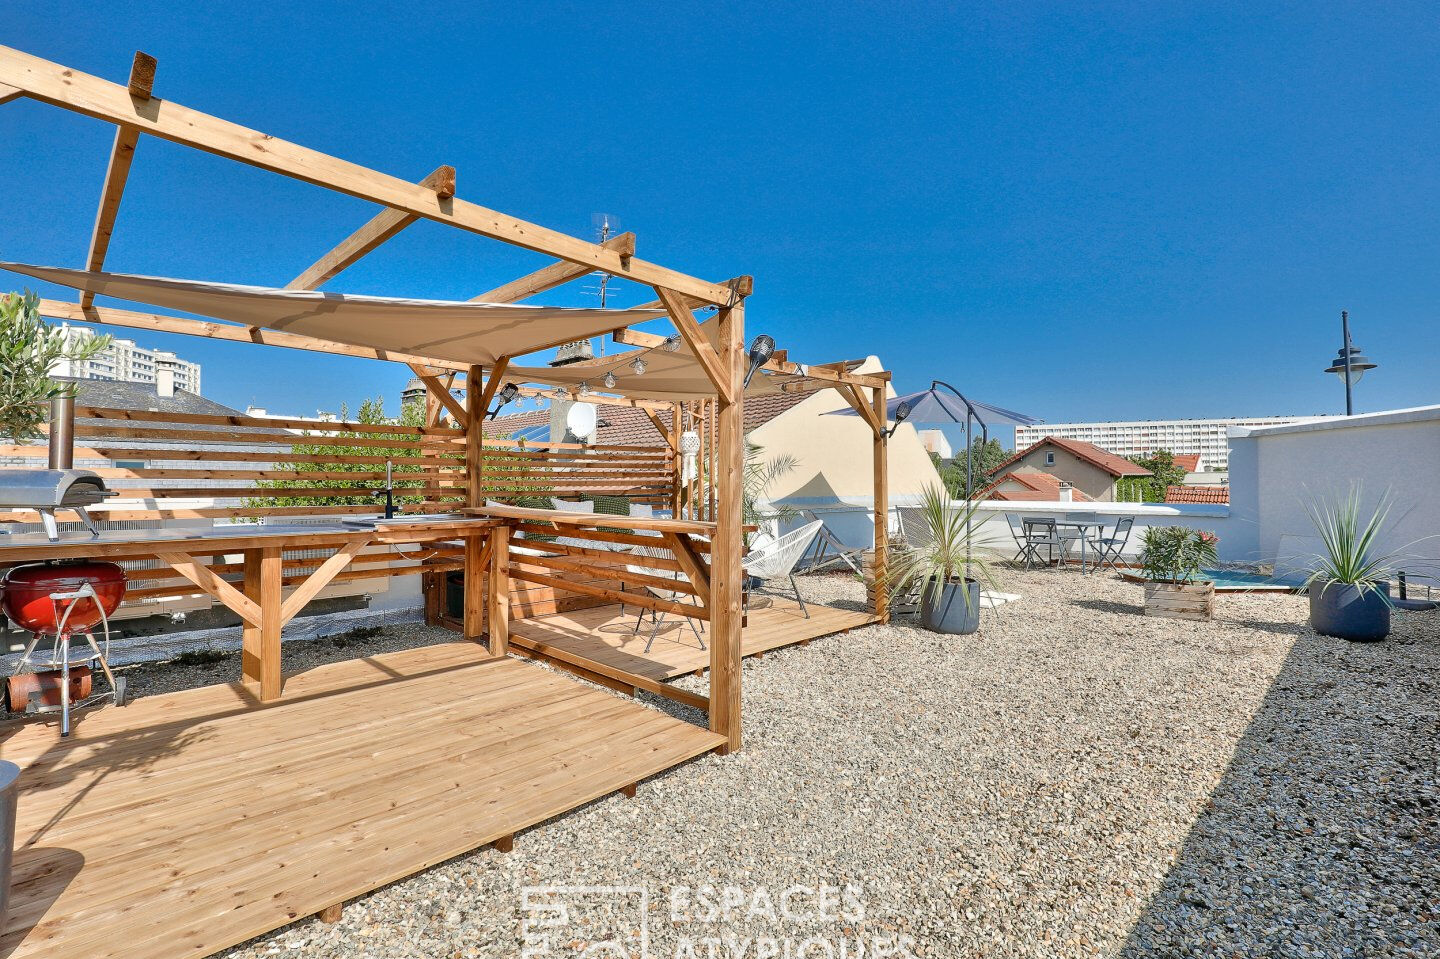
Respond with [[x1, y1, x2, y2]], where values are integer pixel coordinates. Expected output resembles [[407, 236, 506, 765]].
[[1143, 580, 1215, 621]]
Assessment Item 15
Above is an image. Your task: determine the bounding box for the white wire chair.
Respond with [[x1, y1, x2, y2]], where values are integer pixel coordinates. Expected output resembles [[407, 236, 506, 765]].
[[742, 520, 824, 619], [896, 507, 934, 552]]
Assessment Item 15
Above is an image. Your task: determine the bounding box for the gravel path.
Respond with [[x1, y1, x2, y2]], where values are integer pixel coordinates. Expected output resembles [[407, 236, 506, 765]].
[[68, 570, 1440, 957]]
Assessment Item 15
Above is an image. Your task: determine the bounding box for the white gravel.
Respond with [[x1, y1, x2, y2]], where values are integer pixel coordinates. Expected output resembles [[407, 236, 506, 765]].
[[93, 570, 1440, 957]]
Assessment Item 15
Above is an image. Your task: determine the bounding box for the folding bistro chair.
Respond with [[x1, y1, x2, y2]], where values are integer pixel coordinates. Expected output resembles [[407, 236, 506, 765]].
[[1019, 517, 1069, 569], [1092, 517, 1135, 571], [795, 509, 864, 574]]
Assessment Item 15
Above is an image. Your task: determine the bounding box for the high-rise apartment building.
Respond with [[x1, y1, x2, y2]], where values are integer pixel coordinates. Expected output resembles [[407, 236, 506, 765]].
[[52, 323, 202, 395], [1013, 416, 1330, 471]]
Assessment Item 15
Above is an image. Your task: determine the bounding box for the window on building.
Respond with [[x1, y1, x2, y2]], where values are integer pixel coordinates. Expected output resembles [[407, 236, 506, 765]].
[[112, 459, 147, 471], [1044, 451, 1055, 466]]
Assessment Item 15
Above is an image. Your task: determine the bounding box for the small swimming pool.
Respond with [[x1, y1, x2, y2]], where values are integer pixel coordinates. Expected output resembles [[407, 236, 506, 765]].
[[1119, 568, 1299, 593]]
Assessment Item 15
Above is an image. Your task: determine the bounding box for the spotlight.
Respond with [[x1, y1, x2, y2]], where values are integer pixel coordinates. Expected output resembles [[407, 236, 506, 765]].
[[743, 334, 775, 388]]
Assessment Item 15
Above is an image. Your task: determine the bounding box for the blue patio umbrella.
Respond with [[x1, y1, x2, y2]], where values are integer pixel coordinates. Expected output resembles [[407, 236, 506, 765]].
[[830, 380, 1041, 499]]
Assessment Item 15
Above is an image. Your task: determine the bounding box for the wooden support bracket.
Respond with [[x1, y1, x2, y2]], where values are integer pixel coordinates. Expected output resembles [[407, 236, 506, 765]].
[[155, 551, 261, 627], [279, 538, 371, 626], [654, 287, 735, 403]]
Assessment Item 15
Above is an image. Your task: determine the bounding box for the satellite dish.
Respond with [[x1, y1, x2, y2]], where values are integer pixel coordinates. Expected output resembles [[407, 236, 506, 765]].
[[566, 402, 598, 439]]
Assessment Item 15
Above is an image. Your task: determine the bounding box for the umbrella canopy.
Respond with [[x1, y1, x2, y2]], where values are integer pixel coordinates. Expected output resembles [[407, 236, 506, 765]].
[[828, 382, 1041, 427]]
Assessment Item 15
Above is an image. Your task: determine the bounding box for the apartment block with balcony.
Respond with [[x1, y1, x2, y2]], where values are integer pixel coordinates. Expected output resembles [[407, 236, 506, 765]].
[[52, 322, 202, 395]]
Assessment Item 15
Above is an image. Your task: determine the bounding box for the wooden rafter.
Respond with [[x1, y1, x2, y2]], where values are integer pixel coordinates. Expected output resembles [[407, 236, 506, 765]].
[[838, 383, 882, 436], [631, 275, 753, 311], [0, 83, 22, 105], [79, 52, 156, 309], [654, 287, 734, 403], [40, 298, 471, 372], [0, 45, 742, 306], [407, 363, 469, 427], [644, 408, 677, 451], [475, 357, 511, 419], [286, 165, 455, 290], [474, 232, 635, 303]]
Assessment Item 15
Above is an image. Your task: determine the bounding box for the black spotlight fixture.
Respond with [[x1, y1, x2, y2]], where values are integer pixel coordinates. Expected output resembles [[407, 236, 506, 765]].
[[742, 334, 775, 388], [486, 382, 520, 419], [883, 400, 913, 438], [1323, 311, 1377, 416]]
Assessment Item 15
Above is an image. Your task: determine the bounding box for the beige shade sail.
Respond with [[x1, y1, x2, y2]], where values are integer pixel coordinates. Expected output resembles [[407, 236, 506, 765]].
[[2, 262, 665, 368], [506, 320, 812, 401]]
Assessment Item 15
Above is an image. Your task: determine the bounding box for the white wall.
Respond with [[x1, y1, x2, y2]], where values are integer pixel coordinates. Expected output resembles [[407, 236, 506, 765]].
[[1228, 406, 1440, 576]]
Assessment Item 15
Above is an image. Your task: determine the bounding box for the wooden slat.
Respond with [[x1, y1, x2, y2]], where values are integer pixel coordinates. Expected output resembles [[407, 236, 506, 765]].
[[72, 405, 461, 436], [507, 568, 703, 619], [518, 550, 699, 598], [465, 503, 714, 535], [0, 82, 21, 105]]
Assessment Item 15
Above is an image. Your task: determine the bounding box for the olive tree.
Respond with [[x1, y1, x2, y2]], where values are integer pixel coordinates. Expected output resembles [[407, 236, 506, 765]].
[[0, 290, 112, 442]]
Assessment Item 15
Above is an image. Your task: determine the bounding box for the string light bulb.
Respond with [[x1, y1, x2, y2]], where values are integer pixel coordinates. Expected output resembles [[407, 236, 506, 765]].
[[663, 335, 681, 352], [631, 356, 648, 375], [579, 381, 591, 395], [603, 371, 617, 389]]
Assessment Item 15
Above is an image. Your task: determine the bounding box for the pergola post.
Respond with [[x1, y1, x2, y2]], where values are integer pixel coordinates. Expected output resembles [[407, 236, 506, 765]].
[[710, 302, 745, 753], [871, 385, 890, 622], [463, 364, 486, 643]]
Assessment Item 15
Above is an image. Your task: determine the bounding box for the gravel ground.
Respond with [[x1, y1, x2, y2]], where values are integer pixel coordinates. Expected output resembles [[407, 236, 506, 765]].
[[51, 570, 1440, 958]]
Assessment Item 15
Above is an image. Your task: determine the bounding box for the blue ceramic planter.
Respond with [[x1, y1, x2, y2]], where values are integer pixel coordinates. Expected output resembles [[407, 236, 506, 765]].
[[1309, 580, 1391, 642]]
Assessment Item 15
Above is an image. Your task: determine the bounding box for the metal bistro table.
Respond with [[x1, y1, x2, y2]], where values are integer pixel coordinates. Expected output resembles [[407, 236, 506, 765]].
[[1055, 520, 1106, 574]]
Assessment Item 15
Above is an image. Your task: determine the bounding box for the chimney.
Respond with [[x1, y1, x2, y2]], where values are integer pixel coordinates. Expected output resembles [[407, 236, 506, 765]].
[[48, 395, 75, 470], [1058, 481, 1073, 503], [156, 368, 176, 398]]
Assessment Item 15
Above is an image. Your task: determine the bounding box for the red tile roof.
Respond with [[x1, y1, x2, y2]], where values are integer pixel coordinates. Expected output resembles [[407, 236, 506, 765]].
[[1164, 484, 1229, 504], [1171, 454, 1202, 472], [991, 435, 1152, 478], [980, 469, 1095, 502]]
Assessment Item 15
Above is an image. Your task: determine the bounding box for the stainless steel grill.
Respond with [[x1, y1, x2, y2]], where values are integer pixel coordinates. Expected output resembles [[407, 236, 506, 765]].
[[0, 469, 115, 541]]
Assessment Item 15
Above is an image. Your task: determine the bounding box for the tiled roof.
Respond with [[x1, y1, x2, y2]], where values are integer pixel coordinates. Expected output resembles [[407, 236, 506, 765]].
[[1171, 454, 1202, 472], [980, 468, 1095, 502], [485, 390, 808, 448], [991, 435, 1152, 478], [1164, 484, 1229, 504], [60, 377, 242, 416]]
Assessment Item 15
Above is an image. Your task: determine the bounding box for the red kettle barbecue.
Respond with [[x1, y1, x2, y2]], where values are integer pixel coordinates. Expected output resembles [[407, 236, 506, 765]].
[[3, 561, 129, 735]]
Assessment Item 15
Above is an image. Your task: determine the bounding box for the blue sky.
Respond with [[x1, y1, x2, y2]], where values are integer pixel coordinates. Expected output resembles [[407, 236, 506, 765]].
[[3, 2, 1436, 434]]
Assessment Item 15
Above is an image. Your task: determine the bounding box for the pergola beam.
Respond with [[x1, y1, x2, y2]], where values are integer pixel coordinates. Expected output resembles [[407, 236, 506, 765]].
[[80, 52, 157, 309], [473, 232, 635, 303], [612, 327, 890, 391], [654, 287, 734, 403], [286, 165, 455, 290], [0, 83, 23, 106], [0, 45, 741, 307], [40, 298, 471, 372]]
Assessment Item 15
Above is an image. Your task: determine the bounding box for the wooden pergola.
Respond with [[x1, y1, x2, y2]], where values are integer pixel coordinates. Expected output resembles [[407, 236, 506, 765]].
[[0, 44, 904, 959]]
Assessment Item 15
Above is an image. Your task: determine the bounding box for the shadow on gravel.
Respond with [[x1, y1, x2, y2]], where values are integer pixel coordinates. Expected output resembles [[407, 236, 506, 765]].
[[1069, 598, 1144, 616], [1117, 627, 1440, 956]]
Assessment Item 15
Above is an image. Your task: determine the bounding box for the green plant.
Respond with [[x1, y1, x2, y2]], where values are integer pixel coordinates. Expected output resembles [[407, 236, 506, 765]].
[[1301, 485, 1403, 599], [246, 397, 430, 510], [1119, 450, 1188, 502], [0, 289, 111, 442], [742, 441, 797, 544], [1138, 526, 1218, 583], [932, 438, 1009, 498], [887, 483, 1003, 611]]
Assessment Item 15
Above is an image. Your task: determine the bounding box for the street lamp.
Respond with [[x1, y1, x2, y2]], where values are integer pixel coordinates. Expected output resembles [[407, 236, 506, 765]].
[[1323, 310, 1377, 415]]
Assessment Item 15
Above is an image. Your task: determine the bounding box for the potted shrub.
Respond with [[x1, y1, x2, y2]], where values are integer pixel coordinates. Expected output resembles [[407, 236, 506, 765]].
[[1137, 526, 1218, 620], [1302, 487, 1399, 642], [889, 484, 1001, 635]]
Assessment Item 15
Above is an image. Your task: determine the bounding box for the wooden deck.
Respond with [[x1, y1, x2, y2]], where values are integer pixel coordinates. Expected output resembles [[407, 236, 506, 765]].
[[0, 644, 724, 959], [509, 597, 877, 689]]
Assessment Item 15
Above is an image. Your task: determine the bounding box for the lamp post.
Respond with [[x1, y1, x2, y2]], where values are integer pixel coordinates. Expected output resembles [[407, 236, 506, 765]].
[[1323, 311, 1377, 416]]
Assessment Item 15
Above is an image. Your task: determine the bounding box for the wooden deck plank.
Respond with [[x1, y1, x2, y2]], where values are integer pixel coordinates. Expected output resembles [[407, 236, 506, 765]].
[[509, 598, 876, 683], [0, 645, 723, 959]]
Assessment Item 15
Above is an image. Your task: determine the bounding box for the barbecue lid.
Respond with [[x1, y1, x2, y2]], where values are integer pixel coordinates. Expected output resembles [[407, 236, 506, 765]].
[[0, 469, 111, 505]]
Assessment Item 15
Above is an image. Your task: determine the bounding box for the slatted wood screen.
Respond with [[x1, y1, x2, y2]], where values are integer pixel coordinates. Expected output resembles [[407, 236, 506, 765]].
[[0, 406, 676, 620]]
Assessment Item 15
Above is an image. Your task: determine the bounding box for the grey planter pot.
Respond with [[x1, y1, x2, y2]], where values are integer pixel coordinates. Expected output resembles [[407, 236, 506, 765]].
[[0, 761, 17, 933], [1309, 580, 1391, 642], [919, 577, 981, 635]]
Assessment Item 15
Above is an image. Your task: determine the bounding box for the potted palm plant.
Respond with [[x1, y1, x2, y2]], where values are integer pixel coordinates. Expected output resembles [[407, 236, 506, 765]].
[[888, 484, 1001, 635], [1302, 486, 1398, 642], [1137, 526, 1218, 620]]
